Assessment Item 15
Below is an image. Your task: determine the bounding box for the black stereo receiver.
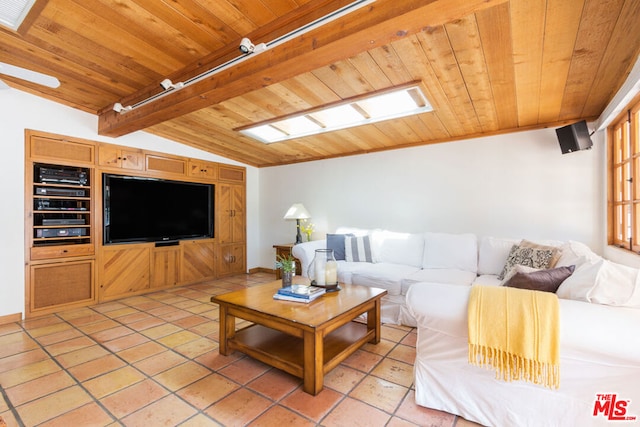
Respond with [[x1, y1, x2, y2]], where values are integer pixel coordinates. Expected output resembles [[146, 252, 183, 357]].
[[36, 187, 86, 197], [38, 166, 88, 185], [36, 228, 87, 238]]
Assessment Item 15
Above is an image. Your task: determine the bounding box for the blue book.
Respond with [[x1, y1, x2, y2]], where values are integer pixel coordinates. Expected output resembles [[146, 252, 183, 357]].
[[276, 284, 326, 300]]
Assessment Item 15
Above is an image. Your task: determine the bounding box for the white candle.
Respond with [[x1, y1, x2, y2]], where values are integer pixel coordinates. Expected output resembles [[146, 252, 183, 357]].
[[315, 261, 326, 286], [325, 260, 338, 285]]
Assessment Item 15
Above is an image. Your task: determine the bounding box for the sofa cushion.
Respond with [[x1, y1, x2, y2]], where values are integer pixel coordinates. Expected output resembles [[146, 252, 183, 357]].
[[503, 265, 575, 293], [498, 240, 559, 280], [345, 235, 373, 262], [401, 269, 477, 294], [422, 232, 477, 273], [557, 259, 640, 308], [473, 274, 502, 286], [335, 260, 369, 285], [477, 236, 519, 275], [370, 230, 424, 267], [351, 263, 421, 296]]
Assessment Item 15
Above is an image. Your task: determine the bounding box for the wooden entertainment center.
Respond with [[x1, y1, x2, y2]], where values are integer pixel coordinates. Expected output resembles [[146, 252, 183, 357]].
[[24, 130, 246, 318]]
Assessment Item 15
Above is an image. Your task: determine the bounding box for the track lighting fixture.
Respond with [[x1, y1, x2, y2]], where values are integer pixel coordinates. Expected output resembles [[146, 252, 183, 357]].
[[238, 38, 267, 54], [112, 102, 132, 113], [111, 0, 376, 115], [238, 37, 254, 54], [160, 78, 184, 90]]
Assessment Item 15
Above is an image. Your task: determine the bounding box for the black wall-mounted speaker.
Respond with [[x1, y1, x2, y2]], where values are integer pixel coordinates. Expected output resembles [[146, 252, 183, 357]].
[[555, 120, 593, 154]]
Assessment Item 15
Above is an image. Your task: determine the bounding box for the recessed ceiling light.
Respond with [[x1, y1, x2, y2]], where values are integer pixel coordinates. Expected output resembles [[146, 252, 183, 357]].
[[238, 83, 433, 143], [0, 0, 36, 31]]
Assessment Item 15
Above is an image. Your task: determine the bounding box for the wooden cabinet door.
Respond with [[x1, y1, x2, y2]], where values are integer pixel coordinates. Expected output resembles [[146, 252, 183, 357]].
[[181, 240, 215, 283], [120, 150, 144, 170], [98, 146, 143, 170], [218, 184, 245, 244], [188, 160, 218, 179], [30, 260, 95, 314], [218, 244, 245, 277], [100, 245, 151, 300], [151, 246, 181, 288]]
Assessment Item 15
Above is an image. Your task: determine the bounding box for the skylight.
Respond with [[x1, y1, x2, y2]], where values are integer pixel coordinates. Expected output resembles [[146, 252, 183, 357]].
[[238, 84, 433, 143], [0, 0, 36, 31]]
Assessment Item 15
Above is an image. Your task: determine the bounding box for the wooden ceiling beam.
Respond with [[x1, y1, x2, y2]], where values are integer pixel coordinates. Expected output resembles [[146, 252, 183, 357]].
[[98, 0, 507, 137]]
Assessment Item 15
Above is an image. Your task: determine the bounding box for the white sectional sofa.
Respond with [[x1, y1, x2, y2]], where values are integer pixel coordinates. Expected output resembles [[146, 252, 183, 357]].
[[292, 227, 640, 426], [293, 227, 573, 325]]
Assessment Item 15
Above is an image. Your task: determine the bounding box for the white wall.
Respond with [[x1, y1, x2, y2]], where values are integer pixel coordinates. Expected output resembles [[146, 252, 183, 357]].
[[0, 88, 257, 318], [0, 86, 616, 319], [258, 129, 605, 269]]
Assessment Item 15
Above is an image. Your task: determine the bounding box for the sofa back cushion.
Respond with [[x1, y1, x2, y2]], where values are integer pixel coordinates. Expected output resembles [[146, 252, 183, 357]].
[[371, 230, 424, 267], [477, 236, 519, 275], [422, 232, 478, 273]]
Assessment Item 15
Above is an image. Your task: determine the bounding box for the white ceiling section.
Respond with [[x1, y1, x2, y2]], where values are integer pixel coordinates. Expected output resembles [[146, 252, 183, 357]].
[[0, 0, 36, 31]]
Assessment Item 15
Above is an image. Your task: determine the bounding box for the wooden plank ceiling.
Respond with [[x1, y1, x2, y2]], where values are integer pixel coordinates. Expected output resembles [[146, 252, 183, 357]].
[[1, 0, 639, 167]]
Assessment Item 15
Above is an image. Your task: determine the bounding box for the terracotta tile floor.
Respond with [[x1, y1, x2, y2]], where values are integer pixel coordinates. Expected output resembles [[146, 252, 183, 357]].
[[0, 272, 483, 426]]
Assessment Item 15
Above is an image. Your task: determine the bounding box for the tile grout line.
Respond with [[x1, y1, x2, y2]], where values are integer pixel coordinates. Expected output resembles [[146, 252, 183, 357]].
[[72, 298, 234, 425], [0, 383, 25, 427], [17, 312, 121, 425], [11, 276, 431, 426]]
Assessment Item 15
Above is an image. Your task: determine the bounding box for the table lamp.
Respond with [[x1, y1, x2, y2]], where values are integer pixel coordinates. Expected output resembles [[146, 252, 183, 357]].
[[283, 203, 311, 244]]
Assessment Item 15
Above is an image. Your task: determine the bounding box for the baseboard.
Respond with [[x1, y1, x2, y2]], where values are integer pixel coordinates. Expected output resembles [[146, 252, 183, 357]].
[[0, 312, 22, 325], [249, 267, 276, 274]]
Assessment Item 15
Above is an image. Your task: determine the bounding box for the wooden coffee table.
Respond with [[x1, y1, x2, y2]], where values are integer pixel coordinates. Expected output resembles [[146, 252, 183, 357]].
[[211, 279, 387, 395]]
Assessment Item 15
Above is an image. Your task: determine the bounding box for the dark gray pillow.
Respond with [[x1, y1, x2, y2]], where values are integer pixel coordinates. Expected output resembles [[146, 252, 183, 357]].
[[504, 265, 576, 293], [326, 233, 353, 261]]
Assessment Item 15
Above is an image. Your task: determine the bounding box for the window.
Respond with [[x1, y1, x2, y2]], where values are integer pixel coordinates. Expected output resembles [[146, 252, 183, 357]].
[[610, 98, 640, 251], [238, 83, 433, 143]]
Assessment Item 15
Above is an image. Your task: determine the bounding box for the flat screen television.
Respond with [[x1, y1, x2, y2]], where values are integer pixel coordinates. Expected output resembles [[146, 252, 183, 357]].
[[103, 174, 214, 244]]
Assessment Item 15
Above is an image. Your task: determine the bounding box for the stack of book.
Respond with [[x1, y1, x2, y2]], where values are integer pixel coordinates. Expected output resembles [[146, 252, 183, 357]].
[[273, 284, 326, 303]]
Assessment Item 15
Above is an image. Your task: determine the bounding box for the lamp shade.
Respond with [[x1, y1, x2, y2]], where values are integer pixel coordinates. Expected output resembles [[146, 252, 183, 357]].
[[283, 203, 311, 220]]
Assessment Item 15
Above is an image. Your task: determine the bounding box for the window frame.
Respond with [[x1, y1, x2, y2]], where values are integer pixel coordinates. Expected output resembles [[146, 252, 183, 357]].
[[609, 96, 640, 252]]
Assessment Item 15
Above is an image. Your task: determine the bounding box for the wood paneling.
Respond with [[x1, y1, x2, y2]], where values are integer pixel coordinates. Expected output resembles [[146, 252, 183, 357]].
[[2, 0, 639, 167], [182, 240, 216, 283], [100, 245, 151, 299]]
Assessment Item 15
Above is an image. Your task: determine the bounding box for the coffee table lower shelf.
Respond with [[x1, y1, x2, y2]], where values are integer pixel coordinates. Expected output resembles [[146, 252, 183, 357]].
[[228, 321, 372, 381]]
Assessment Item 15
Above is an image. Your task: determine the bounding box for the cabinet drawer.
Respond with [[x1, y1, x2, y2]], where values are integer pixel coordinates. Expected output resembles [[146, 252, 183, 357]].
[[31, 244, 95, 260]]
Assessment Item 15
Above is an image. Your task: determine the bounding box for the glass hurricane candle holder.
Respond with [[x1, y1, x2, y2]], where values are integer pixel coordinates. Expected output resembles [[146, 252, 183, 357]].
[[308, 248, 339, 292]]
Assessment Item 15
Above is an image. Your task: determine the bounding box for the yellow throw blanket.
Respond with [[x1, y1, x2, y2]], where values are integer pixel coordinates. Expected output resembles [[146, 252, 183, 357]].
[[468, 285, 560, 389]]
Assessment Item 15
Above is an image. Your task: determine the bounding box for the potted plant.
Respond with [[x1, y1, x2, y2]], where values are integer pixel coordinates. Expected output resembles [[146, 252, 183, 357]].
[[275, 254, 296, 287]]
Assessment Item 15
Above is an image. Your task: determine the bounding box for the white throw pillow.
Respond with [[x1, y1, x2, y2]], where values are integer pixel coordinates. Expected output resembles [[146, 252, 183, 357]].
[[556, 241, 601, 268], [557, 259, 640, 308]]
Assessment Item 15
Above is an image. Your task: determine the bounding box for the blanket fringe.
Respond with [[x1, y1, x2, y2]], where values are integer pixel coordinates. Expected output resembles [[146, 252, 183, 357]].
[[469, 343, 560, 389]]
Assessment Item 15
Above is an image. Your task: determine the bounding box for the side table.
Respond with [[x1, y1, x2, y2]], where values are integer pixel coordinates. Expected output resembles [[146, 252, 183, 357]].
[[273, 243, 302, 279]]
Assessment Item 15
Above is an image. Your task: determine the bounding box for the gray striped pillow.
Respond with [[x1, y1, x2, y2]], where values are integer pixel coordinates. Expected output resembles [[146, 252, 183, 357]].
[[345, 235, 373, 262]]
